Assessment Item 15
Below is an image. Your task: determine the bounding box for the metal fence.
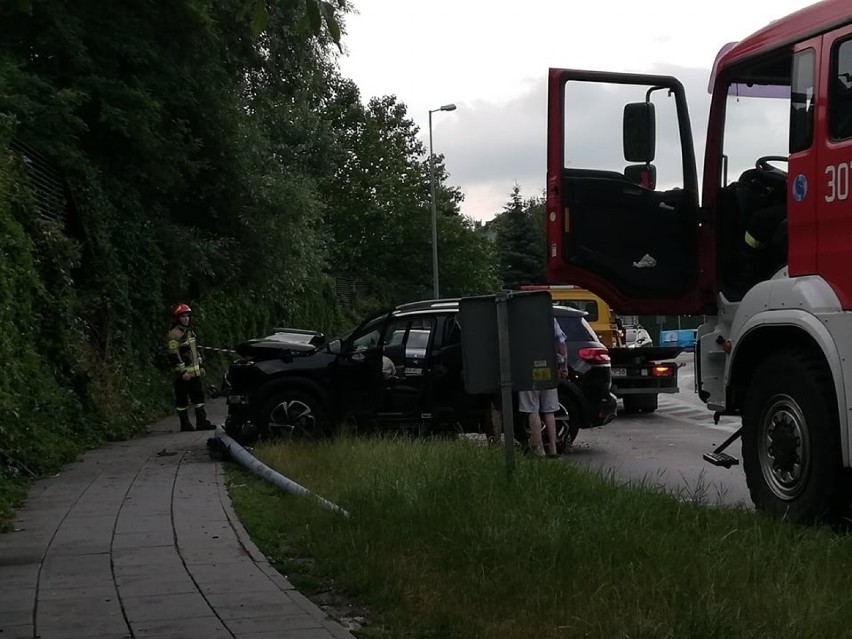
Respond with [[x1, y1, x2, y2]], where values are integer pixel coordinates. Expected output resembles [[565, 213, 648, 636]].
[[9, 138, 69, 224], [334, 276, 370, 305]]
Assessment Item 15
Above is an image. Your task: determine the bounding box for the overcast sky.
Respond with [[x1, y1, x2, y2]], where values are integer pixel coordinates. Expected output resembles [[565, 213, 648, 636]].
[[337, 0, 817, 221]]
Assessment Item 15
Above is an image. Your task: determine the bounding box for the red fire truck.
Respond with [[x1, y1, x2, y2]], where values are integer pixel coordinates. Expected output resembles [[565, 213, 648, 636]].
[[545, 0, 852, 523]]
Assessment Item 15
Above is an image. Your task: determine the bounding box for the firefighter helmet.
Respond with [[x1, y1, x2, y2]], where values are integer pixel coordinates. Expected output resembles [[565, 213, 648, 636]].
[[171, 303, 192, 318]]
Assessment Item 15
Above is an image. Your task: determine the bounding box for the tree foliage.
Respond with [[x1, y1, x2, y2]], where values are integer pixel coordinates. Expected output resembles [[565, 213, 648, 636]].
[[492, 185, 546, 289], [320, 85, 496, 303], [0, 0, 499, 507]]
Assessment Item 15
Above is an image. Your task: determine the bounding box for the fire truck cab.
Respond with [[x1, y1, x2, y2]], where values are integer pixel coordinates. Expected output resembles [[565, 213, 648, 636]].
[[546, 0, 852, 522]]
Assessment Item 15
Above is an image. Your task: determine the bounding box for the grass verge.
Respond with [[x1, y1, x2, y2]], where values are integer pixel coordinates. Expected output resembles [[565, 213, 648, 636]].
[[227, 436, 852, 639]]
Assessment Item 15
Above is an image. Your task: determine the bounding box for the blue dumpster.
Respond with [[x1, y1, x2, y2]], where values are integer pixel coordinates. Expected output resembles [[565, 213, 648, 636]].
[[660, 329, 697, 351]]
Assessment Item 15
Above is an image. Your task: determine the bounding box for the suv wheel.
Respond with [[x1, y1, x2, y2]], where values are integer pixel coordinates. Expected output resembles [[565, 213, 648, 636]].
[[555, 395, 582, 452], [259, 390, 328, 441]]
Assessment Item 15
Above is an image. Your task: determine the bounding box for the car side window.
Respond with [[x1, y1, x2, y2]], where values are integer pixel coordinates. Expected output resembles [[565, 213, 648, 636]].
[[349, 317, 384, 353], [445, 316, 462, 345], [388, 320, 434, 349], [381, 317, 436, 376]]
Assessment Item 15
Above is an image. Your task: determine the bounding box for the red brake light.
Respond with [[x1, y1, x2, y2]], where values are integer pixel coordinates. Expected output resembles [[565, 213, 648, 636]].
[[578, 347, 610, 363], [651, 364, 674, 377]]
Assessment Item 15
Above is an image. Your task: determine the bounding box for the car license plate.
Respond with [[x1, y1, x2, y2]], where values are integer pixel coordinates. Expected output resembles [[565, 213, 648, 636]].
[[612, 368, 627, 377]]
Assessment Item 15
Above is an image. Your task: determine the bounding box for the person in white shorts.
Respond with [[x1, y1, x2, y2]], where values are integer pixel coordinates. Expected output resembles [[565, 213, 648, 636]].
[[518, 318, 569, 457]]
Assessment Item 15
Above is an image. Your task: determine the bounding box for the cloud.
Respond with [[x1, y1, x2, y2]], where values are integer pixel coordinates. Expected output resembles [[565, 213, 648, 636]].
[[434, 81, 546, 219]]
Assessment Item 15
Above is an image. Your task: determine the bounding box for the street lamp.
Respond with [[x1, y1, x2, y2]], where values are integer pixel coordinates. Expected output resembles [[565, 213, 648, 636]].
[[428, 103, 456, 299]]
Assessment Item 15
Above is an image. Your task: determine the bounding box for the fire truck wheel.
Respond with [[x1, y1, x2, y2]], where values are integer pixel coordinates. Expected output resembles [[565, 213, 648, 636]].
[[742, 350, 849, 524]]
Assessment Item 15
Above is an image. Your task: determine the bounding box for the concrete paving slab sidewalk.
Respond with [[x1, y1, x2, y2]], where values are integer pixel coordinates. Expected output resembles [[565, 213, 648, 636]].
[[0, 401, 356, 639]]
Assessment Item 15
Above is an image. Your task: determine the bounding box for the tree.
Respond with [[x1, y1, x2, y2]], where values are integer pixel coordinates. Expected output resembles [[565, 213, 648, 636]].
[[0, 0, 350, 483], [320, 86, 496, 303], [493, 185, 546, 289]]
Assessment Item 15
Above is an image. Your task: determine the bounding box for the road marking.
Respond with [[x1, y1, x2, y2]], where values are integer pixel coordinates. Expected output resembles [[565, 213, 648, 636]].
[[654, 396, 740, 433]]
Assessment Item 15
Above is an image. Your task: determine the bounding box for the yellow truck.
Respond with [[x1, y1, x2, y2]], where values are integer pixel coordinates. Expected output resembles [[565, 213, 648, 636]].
[[521, 285, 622, 347], [521, 285, 682, 413]]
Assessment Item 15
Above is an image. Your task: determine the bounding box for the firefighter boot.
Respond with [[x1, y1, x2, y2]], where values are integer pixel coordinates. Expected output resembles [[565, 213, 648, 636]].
[[178, 410, 194, 432], [195, 406, 215, 431]]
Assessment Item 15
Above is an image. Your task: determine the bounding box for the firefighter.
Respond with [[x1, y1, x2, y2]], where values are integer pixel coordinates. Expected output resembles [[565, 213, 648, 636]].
[[166, 303, 214, 432], [742, 203, 787, 286]]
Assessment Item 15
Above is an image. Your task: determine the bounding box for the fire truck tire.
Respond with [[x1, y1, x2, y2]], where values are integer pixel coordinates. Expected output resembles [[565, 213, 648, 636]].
[[742, 350, 849, 524]]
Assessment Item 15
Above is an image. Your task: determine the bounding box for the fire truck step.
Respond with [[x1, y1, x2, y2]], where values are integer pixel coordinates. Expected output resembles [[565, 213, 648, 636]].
[[702, 451, 739, 468]]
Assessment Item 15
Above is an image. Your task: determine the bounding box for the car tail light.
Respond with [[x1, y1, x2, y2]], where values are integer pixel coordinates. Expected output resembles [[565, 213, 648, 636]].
[[651, 364, 675, 377], [578, 347, 610, 363]]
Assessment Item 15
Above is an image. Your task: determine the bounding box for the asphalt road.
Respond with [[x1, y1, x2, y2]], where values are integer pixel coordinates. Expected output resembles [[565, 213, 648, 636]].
[[570, 352, 753, 510]]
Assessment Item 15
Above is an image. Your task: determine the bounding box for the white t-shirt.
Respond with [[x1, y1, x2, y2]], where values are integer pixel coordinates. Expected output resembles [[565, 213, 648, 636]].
[[553, 318, 567, 344], [382, 355, 396, 379]]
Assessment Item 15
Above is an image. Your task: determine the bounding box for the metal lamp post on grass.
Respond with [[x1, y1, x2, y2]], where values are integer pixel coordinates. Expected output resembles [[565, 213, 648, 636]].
[[428, 103, 456, 299]]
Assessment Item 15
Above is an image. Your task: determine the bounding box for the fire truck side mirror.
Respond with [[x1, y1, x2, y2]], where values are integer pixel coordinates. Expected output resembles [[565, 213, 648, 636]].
[[623, 102, 656, 163], [624, 163, 657, 190]]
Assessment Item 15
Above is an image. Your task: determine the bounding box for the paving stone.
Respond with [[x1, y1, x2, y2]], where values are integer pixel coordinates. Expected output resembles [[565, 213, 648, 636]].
[[205, 590, 305, 620], [38, 584, 119, 602], [64, 502, 124, 519], [36, 606, 128, 639], [0, 541, 48, 565], [131, 615, 231, 639], [235, 630, 340, 639], [224, 612, 325, 634], [180, 538, 245, 565], [189, 562, 280, 595], [48, 539, 113, 557], [112, 545, 182, 569], [0, 624, 34, 639], [0, 587, 36, 613], [122, 592, 212, 624], [37, 594, 124, 621], [114, 572, 197, 598], [40, 552, 112, 582], [111, 529, 175, 549], [0, 563, 39, 591], [114, 514, 173, 535], [0, 606, 32, 627]]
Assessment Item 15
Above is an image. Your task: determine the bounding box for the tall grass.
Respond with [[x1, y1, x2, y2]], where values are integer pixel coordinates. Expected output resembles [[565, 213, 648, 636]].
[[228, 437, 852, 639]]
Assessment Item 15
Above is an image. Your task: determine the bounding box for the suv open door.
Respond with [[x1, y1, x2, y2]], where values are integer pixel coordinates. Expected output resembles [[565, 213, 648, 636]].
[[546, 69, 712, 316]]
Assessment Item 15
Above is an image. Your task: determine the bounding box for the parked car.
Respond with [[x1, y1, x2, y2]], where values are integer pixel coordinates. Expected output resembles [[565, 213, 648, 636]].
[[220, 300, 617, 450], [624, 326, 653, 348]]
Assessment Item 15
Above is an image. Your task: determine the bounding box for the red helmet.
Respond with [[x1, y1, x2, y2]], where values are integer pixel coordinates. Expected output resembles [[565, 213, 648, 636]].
[[171, 303, 192, 318]]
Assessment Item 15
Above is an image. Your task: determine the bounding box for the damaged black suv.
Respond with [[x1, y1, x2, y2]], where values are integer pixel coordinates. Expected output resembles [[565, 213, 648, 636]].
[[221, 299, 616, 447]]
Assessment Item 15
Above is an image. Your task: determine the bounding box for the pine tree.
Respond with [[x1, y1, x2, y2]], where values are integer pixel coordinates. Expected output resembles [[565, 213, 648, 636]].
[[494, 185, 546, 289]]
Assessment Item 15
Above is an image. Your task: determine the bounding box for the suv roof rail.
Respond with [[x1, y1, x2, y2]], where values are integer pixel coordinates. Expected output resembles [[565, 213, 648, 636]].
[[272, 327, 324, 336], [394, 298, 461, 312], [552, 305, 586, 317]]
